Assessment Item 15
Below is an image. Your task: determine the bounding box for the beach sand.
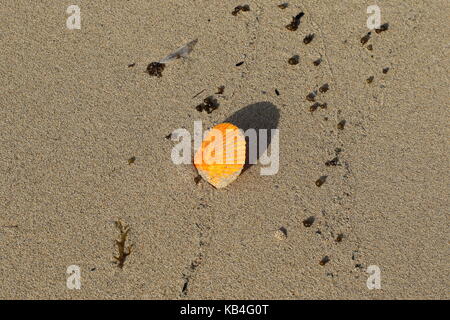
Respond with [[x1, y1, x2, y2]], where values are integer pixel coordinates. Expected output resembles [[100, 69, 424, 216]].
[[0, 0, 448, 299]]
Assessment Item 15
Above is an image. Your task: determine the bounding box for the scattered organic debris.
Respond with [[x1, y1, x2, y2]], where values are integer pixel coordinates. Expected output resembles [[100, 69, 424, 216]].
[[286, 12, 304, 31], [319, 256, 330, 266], [232, 5, 250, 16], [127, 156, 136, 165], [366, 76, 374, 84], [303, 216, 315, 227], [192, 89, 206, 99], [278, 3, 289, 9], [375, 23, 389, 33], [310, 102, 320, 112], [315, 175, 327, 187], [303, 34, 315, 44], [165, 133, 172, 140], [146, 62, 165, 77], [147, 39, 198, 77], [360, 32, 371, 45], [288, 55, 300, 65], [306, 92, 317, 102], [382, 67, 390, 74], [194, 175, 202, 185], [195, 96, 219, 114], [275, 89, 280, 96], [216, 86, 225, 94], [113, 220, 133, 269], [319, 83, 329, 93], [128, 63, 136, 68], [367, 44, 373, 51], [320, 103, 328, 109], [236, 61, 245, 67], [274, 227, 288, 240], [337, 120, 346, 130], [325, 157, 339, 166], [313, 58, 322, 66], [335, 233, 344, 243]]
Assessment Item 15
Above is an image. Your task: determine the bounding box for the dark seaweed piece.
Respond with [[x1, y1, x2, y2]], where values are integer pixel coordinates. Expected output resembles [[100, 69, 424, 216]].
[[236, 61, 245, 67], [382, 67, 390, 74], [128, 63, 136, 68], [278, 3, 289, 9], [128, 156, 136, 165], [303, 216, 315, 227], [113, 220, 133, 269], [319, 83, 329, 93], [288, 55, 300, 65], [360, 32, 371, 45], [325, 157, 339, 166], [319, 256, 330, 266], [196, 96, 219, 114], [146, 62, 165, 77], [375, 23, 389, 33], [232, 5, 250, 16], [303, 33, 315, 44], [216, 86, 225, 94], [285, 12, 304, 31], [335, 233, 344, 243], [315, 176, 327, 187], [306, 91, 317, 102], [313, 58, 322, 66], [337, 120, 346, 130], [366, 76, 374, 84], [310, 102, 320, 112], [275, 89, 280, 96], [367, 44, 373, 51]]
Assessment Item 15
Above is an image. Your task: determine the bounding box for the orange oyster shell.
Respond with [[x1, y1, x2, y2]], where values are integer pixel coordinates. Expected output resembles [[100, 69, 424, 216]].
[[194, 123, 246, 188]]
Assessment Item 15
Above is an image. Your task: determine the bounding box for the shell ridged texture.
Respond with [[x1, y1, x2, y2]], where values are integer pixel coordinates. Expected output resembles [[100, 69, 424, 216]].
[[194, 123, 246, 188]]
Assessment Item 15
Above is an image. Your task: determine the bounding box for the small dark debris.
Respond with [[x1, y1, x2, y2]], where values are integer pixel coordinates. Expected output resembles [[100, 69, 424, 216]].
[[367, 44, 373, 51], [113, 220, 133, 269], [335, 148, 343, 154], [232, 4, 250, 16], [325, 157, 339, 166], [288, 55, 300, 65], [306, 92, 316, 102], [303, 34, 315, 44], [303, 216, 315, 227], [128, 156, 136, 165], [181, 277, 189, 295], [366, 76, 374, 84], [278, 3, 288, 9], [360, 32, 371, 45], [337, 120, 346, 130], [128, 63, 136, 68], [319, 83, 329, 93], [382, 67, 390, 74], [313, 58, 322, 66], [355, 263, 363, 269], [90, 267, 96, 271], [196, 96, 219, 114], [310, 102, 320, 112], [216, 86, 225, 94], [165, 133, 172, 140], [375, 23, 389, 33], [335, 233, 344, 242], [316, 230, 322, 235], [286, 12, 304, 31], [194, 175, 202, 185], [279, 227, 288, 237], [146, 62, 165, 77], [236, 61, 245, 67], [315, 175, 327, 187], [192, 89, 206, 99], [320, 103, 328, 109], [319, 256, 330, 266], [275, 89, 280, 96]]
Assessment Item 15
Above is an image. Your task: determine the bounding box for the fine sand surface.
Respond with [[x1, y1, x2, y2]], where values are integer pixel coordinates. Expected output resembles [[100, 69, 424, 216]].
[[0, 1, 448, 299]]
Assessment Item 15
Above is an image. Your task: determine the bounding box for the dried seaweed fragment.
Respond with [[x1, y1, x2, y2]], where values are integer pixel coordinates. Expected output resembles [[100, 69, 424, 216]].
[[303, 33, 315, 44], [195, 96, 219, 114], [278, 3, 289, 9], [232, 5, 250, 16], [113, 220, 133, 269], [288, 55, 300, 65], [375, 23, 389, 33], [146, 62, 165, 77], [286, 12, 304, 31], [360, 32, 371, 45]]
